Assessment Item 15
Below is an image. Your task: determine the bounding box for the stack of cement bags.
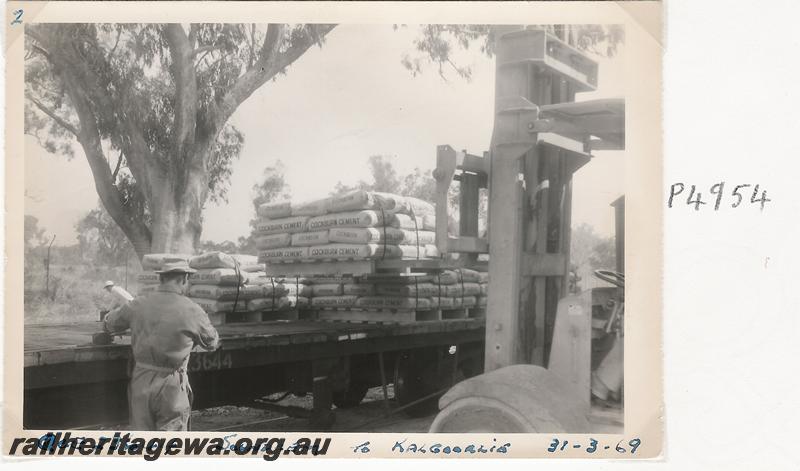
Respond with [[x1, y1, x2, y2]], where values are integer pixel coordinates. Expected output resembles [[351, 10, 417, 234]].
[[186, 252, 309, 324], [136, 251, 310, 325], [301, 268, 487, 312], [255, 190, 439, 264], [477, 271, 489, 308], [137, 253, 191, 295]]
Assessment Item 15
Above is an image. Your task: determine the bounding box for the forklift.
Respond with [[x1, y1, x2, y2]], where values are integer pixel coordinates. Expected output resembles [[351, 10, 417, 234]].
[[430, 26, 626, 432]]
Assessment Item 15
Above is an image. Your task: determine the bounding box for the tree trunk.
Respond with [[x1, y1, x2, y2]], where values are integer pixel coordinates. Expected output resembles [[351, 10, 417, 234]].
[[149, 189, 202, 255], [147, 163, 207, 256]]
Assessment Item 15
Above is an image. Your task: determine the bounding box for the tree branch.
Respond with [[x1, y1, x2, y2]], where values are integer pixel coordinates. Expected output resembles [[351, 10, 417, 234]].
[[63, 67, 153, 256], [164, 24, 199, 166], [30, 44, 50, 59], [111, 152, 124, 182], [107, 27, 123, 60], [207, 24, 337, 143], [28, 96, 80, 137], [35, 24, 159, 202], [188, 24, 199, 46], [190, 44, 222, 59]]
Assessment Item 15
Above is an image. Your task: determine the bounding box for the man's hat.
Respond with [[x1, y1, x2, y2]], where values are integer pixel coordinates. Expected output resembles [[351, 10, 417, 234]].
[[103, 280, 115, 288], [155, 261, 197, 274]]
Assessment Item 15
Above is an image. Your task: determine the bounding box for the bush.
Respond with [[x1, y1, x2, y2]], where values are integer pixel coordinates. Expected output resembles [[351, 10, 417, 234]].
[[24, 263, 143, 324]]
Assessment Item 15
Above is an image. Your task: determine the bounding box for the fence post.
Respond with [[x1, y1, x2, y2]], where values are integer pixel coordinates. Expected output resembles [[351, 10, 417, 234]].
[[45, 234, 56, 298]]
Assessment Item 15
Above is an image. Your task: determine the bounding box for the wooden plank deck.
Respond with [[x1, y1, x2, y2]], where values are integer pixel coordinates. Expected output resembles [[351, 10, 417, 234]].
[[24, 318, 486, 368]]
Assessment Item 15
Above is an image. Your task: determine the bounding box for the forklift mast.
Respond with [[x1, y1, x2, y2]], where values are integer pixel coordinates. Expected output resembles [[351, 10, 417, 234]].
[[434, 26, 624, 372]]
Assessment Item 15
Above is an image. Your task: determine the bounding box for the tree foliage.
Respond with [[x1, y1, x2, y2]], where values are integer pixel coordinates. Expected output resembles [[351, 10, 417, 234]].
[[238, 161, 291, 254], [402, 24, 625, 81], [331, 155, 439, 202], [24, 215, 48, 249], [25, 23, 336, 257], [331, 155, 463, 233], [570, 223, 617, 290], [75, 205, 136, 266]]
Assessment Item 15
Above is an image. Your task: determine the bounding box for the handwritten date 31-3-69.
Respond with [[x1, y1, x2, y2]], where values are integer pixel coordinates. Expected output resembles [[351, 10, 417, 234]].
[[547, 437, 641, 454], [668, 183, 771, 211]]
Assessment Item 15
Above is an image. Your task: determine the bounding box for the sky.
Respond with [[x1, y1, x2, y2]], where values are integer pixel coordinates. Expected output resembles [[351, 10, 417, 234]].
[[24, 24, 625, 246]]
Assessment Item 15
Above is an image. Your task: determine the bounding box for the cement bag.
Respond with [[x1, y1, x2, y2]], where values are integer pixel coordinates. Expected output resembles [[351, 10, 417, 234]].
[[477, 296, 487, 307], [375, 282, 440, 298], [239, 262, 263, 273], [257, 201, 292, 219], [231, 253, 259, 266], [362, 274, 434, 284], [259, 247, 309, 263], [275, 276, 313, 285], [452, 296, 477, 308], [307, 275, 346, 284], [248, 296, 309, 311], [256, 233, 292, 250], [189, 252, 236, 269], [245, 273, 271, 285], [138, 284, 159, 295], [255, 216, 309, 235], [445, 282, 482, 297], [400, 196, 436, 217], [291, 230, 330, 247], [478, 271, 489, 283], [308, 243, 402, 261], [342, 283, 375, 296], [310, 283, 343, 297], [191, 298, 249, 314], [399, 244, 441, 259], [281, 282, 312, 297], [137, 273, 160, 284], [188, 284, 266, 301], [371, 192, 412, 214], [307, 210, 390, 231], [311, 295, 359, 308], [329, 227, 404, 245], [189, 268, 247, 286], [401, 230, 436, 245], [355, 296, 432, 310], [480, 283, 488, 296], [429, 296, 456, 309], [291, 197, 331, 217], [329, 190, 397, 213], [392, 214, 435, 231], [141, 253, 190, 270], [435, 268, 481, 285]]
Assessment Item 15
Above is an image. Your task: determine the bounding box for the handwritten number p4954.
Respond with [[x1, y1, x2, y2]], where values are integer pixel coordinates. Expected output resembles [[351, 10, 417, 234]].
[[668, 182, 770, 210]]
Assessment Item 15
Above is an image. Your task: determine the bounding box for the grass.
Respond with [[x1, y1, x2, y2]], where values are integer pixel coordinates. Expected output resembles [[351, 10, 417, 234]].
[[24, 263, 145, 325]]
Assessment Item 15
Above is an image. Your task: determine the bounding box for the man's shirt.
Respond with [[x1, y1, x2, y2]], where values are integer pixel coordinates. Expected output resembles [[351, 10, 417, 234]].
[[105, 284, 219, 369]]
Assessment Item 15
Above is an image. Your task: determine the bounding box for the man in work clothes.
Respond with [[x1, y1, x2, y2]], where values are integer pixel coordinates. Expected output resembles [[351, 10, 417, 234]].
[[104, 261, 219, 431], [100, 280, 134, 321]]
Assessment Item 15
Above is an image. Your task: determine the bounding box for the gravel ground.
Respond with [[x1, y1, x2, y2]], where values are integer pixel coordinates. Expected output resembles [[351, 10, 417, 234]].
[[189, 386, 436, 433]]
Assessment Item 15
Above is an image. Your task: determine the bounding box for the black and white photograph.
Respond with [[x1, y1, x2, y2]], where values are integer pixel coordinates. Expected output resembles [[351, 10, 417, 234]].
[[7, 1, 664, 460]]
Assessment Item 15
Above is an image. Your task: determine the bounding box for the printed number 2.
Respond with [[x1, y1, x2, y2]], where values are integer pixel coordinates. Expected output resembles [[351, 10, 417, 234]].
[[11, 9, 23, 25]]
